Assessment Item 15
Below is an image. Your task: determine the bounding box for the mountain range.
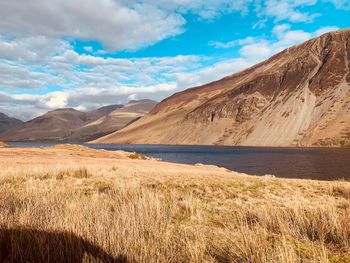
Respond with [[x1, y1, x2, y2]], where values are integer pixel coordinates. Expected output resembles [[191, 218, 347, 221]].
[[0, 100, 157, 142], [93, 29, 350, 147]]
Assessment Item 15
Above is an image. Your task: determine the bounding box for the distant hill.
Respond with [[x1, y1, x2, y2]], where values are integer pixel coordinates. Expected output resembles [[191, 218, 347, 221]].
[[92, 29, 350, 147], [0, 112, 22, 133], [0, 100, 156, 142], [67, 100, 157, 141]]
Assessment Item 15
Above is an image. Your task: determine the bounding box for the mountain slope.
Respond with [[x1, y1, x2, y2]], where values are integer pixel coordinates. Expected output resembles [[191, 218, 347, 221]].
[[93, 29, 350, 147], [0, 108, 98, 141], [0, 105, 121, 142], [0, 113, 23, 133], [0, 101, 156, 142], [67, 99, 157, 141]]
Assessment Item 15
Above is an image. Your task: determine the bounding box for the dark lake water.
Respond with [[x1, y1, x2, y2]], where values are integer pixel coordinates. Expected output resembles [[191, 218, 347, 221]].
[[8, 142, 350, 181]]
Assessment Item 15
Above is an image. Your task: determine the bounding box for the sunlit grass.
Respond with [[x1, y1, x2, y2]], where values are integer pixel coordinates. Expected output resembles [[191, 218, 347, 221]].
[[0, 163, 350, 262]]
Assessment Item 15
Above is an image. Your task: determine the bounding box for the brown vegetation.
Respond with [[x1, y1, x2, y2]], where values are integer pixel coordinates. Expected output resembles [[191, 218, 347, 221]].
[[0, 141, 9, 148], [0, 146, 350, 262]]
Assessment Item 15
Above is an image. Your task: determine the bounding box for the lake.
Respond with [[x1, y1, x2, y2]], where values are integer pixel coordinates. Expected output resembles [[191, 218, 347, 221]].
[[8, 142, 350, 181]]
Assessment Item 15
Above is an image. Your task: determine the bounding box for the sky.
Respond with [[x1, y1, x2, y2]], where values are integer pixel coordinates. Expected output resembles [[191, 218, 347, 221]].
[[0, 0, 349, 120]]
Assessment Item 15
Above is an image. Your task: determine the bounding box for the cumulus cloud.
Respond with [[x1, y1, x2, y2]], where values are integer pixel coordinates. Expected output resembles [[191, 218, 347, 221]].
[[40, 92, 69, 109], [0, 35, 69, 62], [0, 0, 186, 51], [0, 0, 256, 52]]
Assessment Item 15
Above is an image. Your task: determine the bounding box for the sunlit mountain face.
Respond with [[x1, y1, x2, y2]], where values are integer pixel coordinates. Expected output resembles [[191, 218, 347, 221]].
[[93, 29, 350, 147]]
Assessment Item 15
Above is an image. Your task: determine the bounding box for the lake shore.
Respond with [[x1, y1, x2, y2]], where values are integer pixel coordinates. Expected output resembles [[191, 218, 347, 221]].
[[1, 145, 350, 262]]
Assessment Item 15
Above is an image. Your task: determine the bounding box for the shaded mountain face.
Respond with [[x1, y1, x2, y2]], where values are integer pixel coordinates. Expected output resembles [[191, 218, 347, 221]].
[[0, 113, 22, 133], [93, 29, 350, 147], [0, 101, 155, 142]]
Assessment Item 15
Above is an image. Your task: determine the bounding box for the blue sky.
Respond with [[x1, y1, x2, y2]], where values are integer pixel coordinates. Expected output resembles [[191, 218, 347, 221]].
[[0, 0, 349, 120]]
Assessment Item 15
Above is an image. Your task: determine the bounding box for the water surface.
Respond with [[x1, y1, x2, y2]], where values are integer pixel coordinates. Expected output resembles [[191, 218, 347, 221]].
[[9, 142, 350, 181]]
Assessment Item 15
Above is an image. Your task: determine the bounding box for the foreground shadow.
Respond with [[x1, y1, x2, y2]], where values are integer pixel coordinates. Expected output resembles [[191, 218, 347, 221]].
[[0, 227, 128, 263]]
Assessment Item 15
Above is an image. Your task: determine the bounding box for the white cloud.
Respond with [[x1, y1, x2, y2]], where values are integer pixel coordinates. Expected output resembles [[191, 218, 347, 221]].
[[214, 24, 334, 66], [314, 26, 340, 36], [128, 94, 138, 101], [0, 0, 185, 51], [257, 0, 319, 23], [0, 0, 346, 54], [143, 0, 252, 19], [0, 0, 254, 52], [0, 82, 179, 119], [209, 37, 256, 49], [83, 46, 94, 53], [239, 42, 272, 60], [0, 35, 69, 62], [172, 58, 256, 91], [0, 62, 61, 90], [272, 24, 292, 38], [177, 24, 341, 92], [326, 0, 350, 10], [40, 92, 69, 109]]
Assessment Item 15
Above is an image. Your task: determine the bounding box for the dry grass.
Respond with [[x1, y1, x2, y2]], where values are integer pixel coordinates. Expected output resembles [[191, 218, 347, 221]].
[[127, 152, 148, 160], [0, 153, 350, 262], [0, 141, 10, 148]]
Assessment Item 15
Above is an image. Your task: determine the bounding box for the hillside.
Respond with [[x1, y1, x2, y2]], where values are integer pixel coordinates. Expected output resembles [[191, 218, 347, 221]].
[[0, 100, 156, 142], [93, 29, 350, 147], [67, 99, 157, 141], [0, 112, 22, 133], [0, 108, 103, 141]]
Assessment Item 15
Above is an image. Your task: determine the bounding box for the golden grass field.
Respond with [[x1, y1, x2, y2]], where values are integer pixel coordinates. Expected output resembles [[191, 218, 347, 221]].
[[0, 144, 350, 262]]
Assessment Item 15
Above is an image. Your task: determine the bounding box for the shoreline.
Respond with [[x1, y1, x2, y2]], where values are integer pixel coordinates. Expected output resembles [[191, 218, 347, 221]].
[[4, 142, 350, 182], [4, 140, 350, 149], [0, 143, 348, 185]]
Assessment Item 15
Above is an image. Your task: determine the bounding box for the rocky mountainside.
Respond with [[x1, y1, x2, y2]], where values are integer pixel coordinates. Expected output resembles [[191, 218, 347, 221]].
[[93, 29, 350, 147], [0, 112, 22, 133], [0, 100, 156, 142]]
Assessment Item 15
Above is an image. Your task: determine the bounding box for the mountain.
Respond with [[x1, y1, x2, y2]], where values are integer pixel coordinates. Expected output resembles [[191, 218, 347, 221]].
[[0, 113, 22, 133], [67, 99, 157, 141], [93, 29, 350, 147], [0, 108, 102, 141], [0, 101, 156, 142], [89, 104, 123, 118]]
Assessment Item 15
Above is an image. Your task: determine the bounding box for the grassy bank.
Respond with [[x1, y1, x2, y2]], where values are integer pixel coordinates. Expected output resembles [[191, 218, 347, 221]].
[[0, 146, 349, 262]]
